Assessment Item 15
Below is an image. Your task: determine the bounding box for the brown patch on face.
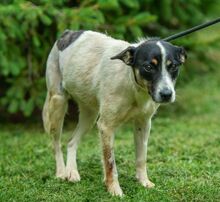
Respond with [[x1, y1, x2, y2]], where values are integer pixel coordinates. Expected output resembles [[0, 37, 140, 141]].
[[166, 60, 172, 66], [151, 58, 158, 65]]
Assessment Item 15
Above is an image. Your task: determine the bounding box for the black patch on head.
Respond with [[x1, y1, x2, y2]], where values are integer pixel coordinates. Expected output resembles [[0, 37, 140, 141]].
[[135, 40, 186, 98], [57, 30, 84, 51], [111, 39, 187, 101]]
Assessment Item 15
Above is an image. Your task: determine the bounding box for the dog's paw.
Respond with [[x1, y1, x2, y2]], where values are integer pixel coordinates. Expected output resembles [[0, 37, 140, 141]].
[[137, 177, 155, 188], [107, 181, 124, 197], [136, 173, 155, 188], [66, 169, 81, 182], [142, 179, 155, 188], [56, 170, 67, 180]]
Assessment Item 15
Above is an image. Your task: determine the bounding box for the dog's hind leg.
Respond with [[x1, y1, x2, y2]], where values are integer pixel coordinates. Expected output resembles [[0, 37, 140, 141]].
[[50, 94, 67, 179], [42, 43, 67, 179], [42, 92, 50, 134], [43, 92, 68, 179], [66, 105, 98, 182], [133, 118, 155, 188]]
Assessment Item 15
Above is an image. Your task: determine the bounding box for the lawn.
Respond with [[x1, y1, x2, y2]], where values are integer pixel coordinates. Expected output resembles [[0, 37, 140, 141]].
[[1, 73, 220, 201]]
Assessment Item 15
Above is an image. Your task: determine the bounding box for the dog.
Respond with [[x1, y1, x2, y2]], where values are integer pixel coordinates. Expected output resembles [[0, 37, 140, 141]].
[[42, 30, 186, 196]]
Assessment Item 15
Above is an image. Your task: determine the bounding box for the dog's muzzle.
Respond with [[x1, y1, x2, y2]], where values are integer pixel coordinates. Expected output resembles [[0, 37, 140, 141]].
[[152, 87, 175, 103], [159, 88, 172, 102]]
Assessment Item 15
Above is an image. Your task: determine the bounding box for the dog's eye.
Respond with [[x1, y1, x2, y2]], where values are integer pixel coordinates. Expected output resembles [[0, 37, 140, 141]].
[[143, 64, 154, 73], [169, 64, 178, 72]]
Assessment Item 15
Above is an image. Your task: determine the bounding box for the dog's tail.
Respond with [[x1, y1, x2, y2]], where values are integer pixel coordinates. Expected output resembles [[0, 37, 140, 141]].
[[42, 42, 62, 134], [42, 92, 50, 134]]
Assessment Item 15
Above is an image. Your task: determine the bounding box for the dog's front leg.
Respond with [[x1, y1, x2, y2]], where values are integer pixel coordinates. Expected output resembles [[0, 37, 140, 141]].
[[134, 118, 155, 188], [97, 119, 123, 197]]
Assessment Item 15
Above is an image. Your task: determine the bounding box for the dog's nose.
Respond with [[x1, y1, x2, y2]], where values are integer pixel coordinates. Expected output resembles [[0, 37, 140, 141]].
[[159, 88, 172, 101]]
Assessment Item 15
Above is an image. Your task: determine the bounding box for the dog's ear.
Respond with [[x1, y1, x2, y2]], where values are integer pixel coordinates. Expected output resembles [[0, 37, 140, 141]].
[[111, 46, 136, 66], [178, 47, 187, 64]]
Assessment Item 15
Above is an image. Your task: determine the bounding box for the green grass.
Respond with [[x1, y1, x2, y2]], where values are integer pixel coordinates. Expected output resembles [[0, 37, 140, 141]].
[[1, 73, 220, 201]]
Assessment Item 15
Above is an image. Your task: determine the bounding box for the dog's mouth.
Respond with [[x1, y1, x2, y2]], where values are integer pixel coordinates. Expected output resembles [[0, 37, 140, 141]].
[[153, 99, 173, 104]]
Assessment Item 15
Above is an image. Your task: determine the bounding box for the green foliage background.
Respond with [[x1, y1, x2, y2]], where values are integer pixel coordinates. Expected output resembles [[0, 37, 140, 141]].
[[0, 0, 220, 119]]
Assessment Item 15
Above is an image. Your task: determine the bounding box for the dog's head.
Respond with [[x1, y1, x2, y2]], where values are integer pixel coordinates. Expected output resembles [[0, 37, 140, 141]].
[[111, 40, 186, 103]]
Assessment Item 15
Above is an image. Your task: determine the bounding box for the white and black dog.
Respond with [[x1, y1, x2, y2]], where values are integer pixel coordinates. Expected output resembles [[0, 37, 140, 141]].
[[43, 30, 186, 196]]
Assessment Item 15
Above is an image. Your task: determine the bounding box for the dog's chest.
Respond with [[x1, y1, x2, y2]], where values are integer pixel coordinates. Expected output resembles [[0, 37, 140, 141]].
[[130, 90, 159, 119]]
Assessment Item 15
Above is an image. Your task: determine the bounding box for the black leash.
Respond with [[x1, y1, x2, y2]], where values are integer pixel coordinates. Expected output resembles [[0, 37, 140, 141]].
[[163, 17, 220, 42]]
